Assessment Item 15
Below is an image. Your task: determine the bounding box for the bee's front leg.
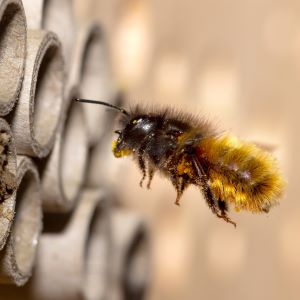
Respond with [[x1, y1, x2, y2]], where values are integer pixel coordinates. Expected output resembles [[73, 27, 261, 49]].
[[138, 153, 147, 187]]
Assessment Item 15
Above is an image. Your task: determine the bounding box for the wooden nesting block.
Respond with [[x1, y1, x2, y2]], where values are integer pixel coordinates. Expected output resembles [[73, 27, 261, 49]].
[[41, 99, 89, 212], [42, 0, 75, 71], [11, 30, 64, 158], [68, 21, 117, 146], [0, 0, 26, 116], [0, 156, 42, 286], [110, 210, 150, 300], [0, 119, 17, 250], [29, 189, 111, 300], [21, 0, 44, 29]]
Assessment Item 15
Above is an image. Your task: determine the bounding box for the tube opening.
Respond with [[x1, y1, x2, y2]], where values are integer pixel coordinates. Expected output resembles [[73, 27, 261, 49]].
[[13, 171, 41, 274], [83, 202, 111, 299], [0, 2, 26, 114], [33, 43, 63, 146], [61, 104, 88, 202]]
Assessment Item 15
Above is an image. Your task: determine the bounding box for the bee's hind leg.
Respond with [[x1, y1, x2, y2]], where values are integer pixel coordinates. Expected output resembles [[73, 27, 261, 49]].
[[202, 185, 236, 227], [191, 156, 236, 227], [203, 186, 236, 227], [216, 199, 236, 227], [216, 211, 237, 227]]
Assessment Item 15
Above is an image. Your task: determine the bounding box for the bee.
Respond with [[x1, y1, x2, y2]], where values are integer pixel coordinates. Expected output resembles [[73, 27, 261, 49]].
[[76, 98, 285, 227]]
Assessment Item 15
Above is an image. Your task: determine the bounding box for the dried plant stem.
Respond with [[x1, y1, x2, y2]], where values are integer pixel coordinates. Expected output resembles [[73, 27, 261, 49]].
[[0, 119, 16, 250], [29, 189, 111, 300], [0, 0, 26, 116], [41, 99, 89, 212], [11, 30, 64, 158], [110, 210, 150, 300], [42, 0, 75, 71], [0, 156, 41, 286], [67, 21, 116, 145]]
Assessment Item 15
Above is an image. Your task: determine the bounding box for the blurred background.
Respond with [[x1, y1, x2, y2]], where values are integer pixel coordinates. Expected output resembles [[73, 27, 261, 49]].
[[75, 0, 297, 299]]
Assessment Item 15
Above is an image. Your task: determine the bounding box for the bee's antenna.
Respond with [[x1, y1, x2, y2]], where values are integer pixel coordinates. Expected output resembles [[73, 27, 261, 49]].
[[75, 98, 130, 116]]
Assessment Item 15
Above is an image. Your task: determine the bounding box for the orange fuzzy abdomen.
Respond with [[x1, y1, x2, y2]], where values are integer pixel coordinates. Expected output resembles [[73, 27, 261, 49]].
[[196, 136, 285, 213]]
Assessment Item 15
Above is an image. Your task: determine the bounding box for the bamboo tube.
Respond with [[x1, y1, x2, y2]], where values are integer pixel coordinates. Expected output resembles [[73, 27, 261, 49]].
[[11, 30, 64, 158], [0, 0, 26, 116], [42, 0, 75, 71], [21, 0, 43, 29], [0, 156, 42, 286], [87, 131, 119, 188], [41, 99, 89, 212], [68, 21, 116, 145], [28, 188, 111, 300], [85, 93, 125, 188], [110, 210, 150, 300], [0, 119, 17, 250]]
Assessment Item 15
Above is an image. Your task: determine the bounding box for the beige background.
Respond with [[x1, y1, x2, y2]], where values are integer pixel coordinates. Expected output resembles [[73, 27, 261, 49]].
[[76, 1, 298, 299]]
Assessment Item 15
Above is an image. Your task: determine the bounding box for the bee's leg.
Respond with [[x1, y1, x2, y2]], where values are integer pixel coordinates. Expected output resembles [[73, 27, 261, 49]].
[[217, 199, 228, 212], [191, 156, 218, 211], [216, 212, 237, 227], [202, 183, 236, 226], [175, 177, 183, 206], [201, 183, 236, 226], [138, 153, 147, 187], [169, 174, 181, 206], [147, 167, 155, 189], [191, 156, 236, 227], [138, 137, 155, 188], [215, 199, 236, 226], [173, 176, 189, 206], [201, 182, 220, 215]]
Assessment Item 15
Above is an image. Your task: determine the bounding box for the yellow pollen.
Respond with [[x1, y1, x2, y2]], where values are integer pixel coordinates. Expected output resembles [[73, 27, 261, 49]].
[[177, 159, 193, 177], [112, 140, 131, 158]]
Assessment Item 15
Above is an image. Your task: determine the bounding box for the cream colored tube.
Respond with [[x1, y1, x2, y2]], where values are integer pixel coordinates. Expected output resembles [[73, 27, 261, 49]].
[[42, 0, 75, 70], [11, 30, 64, 158], [21, 0, 44, 28], [0, 0, 26, 116], [86, 93, 124, 187], [0, 119, 17, 250], [68, 21, 116, 146], [30, 188, 111, 300], [110, 210, 150, 300], [87, 131, 119, 188], [41, 99, 89, 212], [0, 156, 42, 286]]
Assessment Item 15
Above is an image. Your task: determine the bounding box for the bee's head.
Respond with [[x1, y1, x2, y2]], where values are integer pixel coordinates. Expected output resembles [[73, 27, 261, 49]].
[[113, 115, 159, 157], [75, 98, 134, 158]]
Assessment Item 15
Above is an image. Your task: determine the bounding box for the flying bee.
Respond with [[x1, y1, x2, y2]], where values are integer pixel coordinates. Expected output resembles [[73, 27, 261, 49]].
[[76, 98, 285, 227]]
